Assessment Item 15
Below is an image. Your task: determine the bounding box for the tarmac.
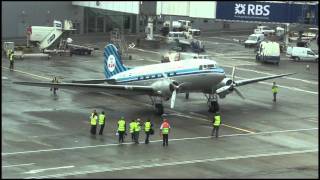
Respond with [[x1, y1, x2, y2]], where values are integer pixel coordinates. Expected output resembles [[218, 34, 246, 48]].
[[2, 31, 318, 178]]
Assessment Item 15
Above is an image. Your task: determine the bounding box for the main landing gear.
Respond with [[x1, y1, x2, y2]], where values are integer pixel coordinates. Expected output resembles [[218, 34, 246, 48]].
[[205, 93, 220, 113], [150, 96, 164, 115]]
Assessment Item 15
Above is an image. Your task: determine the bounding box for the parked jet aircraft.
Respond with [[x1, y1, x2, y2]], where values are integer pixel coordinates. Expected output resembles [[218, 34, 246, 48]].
[[15, 44, 295, 115]]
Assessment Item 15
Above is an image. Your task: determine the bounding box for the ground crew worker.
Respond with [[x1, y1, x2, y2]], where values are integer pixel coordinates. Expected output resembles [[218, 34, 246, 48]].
[[117, 117, 126, 144], [90, 110, 98, 135], [98, 111, 106, 135], [211, 111, 221, 138], [134, 118, 141, 144], [160, 119, 170, 147], [9, 51, 14, 71], [272, 81, 279, 102], [144, 119, 152, 144], [129, 119, 136, 142], [50, 77, 59, 95]]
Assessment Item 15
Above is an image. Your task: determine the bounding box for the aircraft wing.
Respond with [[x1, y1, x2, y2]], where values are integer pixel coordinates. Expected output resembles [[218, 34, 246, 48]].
[[13, 81, 155, 96], [70, 79, 116, 84], [234, 73, 296, 87]]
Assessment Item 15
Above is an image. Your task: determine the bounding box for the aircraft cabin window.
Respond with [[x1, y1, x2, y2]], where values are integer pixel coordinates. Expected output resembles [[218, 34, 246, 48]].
[[199, 65, 203, 70]]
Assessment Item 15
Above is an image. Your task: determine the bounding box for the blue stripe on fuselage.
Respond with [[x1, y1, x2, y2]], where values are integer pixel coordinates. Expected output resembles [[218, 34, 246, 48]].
[[112, 67, 225, 83]]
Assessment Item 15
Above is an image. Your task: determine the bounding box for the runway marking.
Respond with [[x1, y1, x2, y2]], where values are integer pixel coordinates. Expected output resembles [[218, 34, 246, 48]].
[[228, 66, 318, 85], [26, 149, 317, 178], [131, 47, 161, 55], [171, 112, 255, 133], [3, 163, 35, 168], [24, 165, 74, 174], [2, 67, 51, 80], [207, 37, 235, 41], [233, 75, 318, 95], [2, 76, 8, 79], [3, 127, 317, 156]]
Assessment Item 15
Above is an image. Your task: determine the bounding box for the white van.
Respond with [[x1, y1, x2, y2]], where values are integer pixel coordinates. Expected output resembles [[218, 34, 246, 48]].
[[244, 34, 265, 48], [256, 41, 280, 65], [167, 31, 187, 43], [286, 47, 318, 61]]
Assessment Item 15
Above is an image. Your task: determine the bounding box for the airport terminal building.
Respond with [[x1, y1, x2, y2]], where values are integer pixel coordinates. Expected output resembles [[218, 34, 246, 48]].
[[3, 1, 317, 39]]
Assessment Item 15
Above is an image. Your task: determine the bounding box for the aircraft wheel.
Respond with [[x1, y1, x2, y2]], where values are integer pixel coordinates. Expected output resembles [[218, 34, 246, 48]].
[[155, 104, 164, 115], [185, 92, 189, 99]]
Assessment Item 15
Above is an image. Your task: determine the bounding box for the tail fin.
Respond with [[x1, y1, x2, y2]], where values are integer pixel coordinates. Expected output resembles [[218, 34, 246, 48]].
[[104, 44, 128, 79]]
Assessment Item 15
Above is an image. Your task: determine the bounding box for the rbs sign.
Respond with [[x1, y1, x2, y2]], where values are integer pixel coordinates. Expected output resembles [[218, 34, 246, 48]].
[[216, 1, 292, 22], [235, 3, 270, 16]]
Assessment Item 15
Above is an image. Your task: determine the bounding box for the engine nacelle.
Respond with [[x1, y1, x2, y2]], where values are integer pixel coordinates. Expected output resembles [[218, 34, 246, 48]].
[[216, 78, 234, 99], [217, 78, 233, 88], [151, 80, 177, 99]]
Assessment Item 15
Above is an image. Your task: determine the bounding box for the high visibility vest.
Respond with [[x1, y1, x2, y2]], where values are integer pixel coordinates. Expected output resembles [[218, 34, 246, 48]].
[[129, 122, 135, 133], [90, 115, 97, 125], [135, 122, 141, 132], [161, 122, 170, 134], [144, 121, 151, 132], [7, 50, 12, 58], [9, 53, 14, 61], [272, 85, 278, 93], [118, 119, 125, 131], [98, 114, 105, 125], [213, 115, 221, 126]]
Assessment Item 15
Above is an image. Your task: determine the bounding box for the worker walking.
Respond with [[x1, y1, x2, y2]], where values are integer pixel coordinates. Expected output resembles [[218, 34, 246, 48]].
[[134, 118, 141, 144], [9, 51, 14, 71], [272, 81, 279, 102], [160, 118, 170, 147], [117, 117, 126, 144], [50, 77, 59, 95], [98, 111, 106, 135], [129, 119, 136, 142], [211, 111, 221, 138], [90, 110, 98, 135], [144, 119, 153, 144]]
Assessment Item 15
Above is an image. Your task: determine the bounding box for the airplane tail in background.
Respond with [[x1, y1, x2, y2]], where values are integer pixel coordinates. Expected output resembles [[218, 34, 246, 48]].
[[104, 44, 128, 79]]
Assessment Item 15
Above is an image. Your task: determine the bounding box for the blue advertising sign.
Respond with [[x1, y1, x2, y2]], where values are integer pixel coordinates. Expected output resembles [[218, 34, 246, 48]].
[[216, 1, 318, 24]]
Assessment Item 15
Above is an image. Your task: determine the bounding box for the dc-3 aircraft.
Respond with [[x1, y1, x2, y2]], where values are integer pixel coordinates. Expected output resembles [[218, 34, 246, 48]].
[[15, 44, 295, 115]]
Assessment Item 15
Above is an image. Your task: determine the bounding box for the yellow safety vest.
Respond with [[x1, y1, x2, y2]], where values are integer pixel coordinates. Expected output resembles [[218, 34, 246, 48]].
[[98, 114, 105, 125], [213, 115, 221, 126], [134, 122, 141, 132], [118, 119, 125, 132], [162, 128, 169, 134], [272, 85, 278, 93], [144, 121, 151, 132], [129, 121, 135, 133], [90, 115, 97, 125], [7, 50, 12, 58], [9, 53, 14, 61]]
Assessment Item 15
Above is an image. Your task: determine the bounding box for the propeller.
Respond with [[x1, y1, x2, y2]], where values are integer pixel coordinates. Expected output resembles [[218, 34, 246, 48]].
[[162, 72, 184, 109], [216, 66, 245, 100]]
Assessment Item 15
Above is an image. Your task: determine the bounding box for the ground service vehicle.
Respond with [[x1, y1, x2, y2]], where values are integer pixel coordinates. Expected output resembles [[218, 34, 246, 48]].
[[286, 47, 318, 62], [256, 41, 280, 65], [244, 34, 265, 48], [254, 26, 275, 35]]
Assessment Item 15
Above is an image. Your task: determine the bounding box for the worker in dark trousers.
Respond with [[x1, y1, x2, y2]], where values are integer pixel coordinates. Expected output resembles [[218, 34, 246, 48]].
[[144, 119, 152, 144], [117, 117, 126, 144], [90, 111, 98, 135], [9, 51, 14, 71], [211, 112, 221, 138], [129, 119, 136, 142], [98, 111, 106, 135], [50, 77, 59, 95], [134, 118, 141, 144], [160, 119, 170, 147], [272, 82, 278, 102]]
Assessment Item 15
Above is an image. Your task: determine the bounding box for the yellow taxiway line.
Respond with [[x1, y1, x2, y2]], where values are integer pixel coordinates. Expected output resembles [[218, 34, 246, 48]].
[[2, 66, 51, 80]]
